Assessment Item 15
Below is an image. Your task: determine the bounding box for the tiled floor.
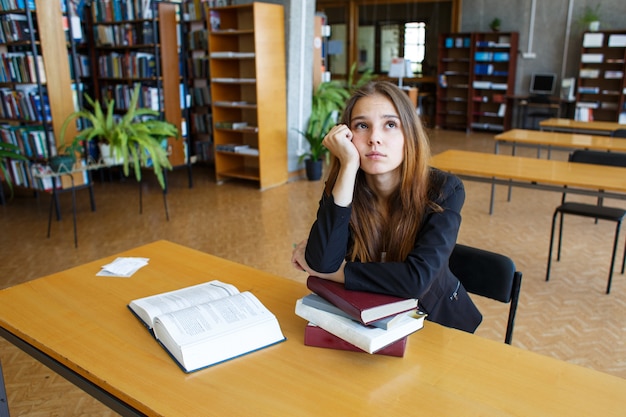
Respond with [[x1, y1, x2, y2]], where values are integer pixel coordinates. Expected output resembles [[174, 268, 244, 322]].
[[0, 128, 625, 415]]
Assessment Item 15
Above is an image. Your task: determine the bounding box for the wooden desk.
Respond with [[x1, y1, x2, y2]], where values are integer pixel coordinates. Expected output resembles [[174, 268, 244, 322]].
[[540, 118, 625, 135], [431, 150, 626, 213], [2, 240, 626, 416], [494, 129, 626, 158]]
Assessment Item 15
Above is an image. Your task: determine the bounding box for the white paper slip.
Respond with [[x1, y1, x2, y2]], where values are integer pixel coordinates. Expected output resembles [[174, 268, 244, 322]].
[[97, 257, 149, 277]]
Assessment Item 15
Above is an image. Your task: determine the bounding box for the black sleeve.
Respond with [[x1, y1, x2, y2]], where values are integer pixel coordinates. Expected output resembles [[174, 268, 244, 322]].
[[344, 171, 465, 299], [304, 192, 352, 273]]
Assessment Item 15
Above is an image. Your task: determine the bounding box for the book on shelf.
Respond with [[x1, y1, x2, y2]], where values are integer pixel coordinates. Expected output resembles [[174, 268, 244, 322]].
[[295, 298, 425, 354], [128, 280, 286, 373], [306, 276, 418, 326], [216, 143, 250, 152], [304, 323, 408, 357]]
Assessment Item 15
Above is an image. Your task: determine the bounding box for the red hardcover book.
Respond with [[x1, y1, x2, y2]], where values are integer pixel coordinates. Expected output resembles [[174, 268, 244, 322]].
[[304, 323, 407, 357], [306, 276, 418, 325]]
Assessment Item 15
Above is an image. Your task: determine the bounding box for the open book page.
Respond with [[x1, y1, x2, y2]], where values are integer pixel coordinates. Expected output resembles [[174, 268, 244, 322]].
[[153, 291, 285, 372], [129, 280, 240, 329]]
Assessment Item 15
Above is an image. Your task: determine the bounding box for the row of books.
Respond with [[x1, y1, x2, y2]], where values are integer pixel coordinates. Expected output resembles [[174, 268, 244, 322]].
[[189, 57, 209, 78], [295, 276, 425, 356], [191, 113, 212, 135], [187, 28, 208, 51], [0, 52, 46, 84], [91, 0, 154, 23], [100, 84, 163, 112], [190, 85, 211, 107], [0, 124, 53, 159], [0, 0, 35, 11], [97, 52, 157, 79], [94, 21, 155, 47], [0, 13, 33, 43], [0, 86, 51, 123]]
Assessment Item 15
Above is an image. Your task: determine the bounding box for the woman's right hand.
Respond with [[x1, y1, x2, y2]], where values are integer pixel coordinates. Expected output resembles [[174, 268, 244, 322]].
[[322, 124, 360, 168]]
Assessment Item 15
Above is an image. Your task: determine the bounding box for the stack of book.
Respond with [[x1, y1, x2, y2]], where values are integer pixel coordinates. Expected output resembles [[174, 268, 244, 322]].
[[295, 276, 425, 357]]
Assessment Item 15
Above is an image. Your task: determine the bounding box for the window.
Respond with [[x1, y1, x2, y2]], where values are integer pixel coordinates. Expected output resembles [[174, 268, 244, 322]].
[[404, 22, 426, 74]]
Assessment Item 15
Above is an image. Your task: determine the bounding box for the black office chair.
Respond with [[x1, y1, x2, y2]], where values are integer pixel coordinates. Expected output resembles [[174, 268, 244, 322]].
[[449, 244, 522, 345], [546, 150, 626, 294], [611, 129, 626, 138]]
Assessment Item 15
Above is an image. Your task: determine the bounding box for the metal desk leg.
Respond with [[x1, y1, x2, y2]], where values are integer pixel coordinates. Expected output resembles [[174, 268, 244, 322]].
[[0, 361, 9, 417]]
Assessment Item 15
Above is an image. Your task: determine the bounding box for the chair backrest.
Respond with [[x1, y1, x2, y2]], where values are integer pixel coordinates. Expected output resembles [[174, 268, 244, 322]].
[[449, 244, 522, 344], [610, 129, 626, 138], [568, 149, 626, 167]]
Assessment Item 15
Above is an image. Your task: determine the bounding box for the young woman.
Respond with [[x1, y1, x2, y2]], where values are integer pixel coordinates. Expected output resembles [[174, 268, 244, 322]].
[[292, 81, 482, 333]]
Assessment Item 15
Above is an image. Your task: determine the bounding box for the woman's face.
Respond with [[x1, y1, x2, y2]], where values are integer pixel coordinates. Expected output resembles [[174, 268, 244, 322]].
[[349, 93, 405, 180]]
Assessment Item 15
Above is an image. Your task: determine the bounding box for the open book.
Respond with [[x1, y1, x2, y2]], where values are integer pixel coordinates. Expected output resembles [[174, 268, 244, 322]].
[[128, 280, 286, 373]]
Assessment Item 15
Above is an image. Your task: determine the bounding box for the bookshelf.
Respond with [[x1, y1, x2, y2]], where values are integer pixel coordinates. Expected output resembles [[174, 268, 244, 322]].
[[208, 2, 287, 189], [436, 33, 472, 131], [0, 0, 81, 193], [436, 32, 518, 132], [183, 0, 213, 165], [89, 0, 187, 169], [576, 30, 626, 123]]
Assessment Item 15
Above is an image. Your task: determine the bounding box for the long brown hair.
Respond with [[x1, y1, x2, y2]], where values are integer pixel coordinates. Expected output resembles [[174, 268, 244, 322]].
[[324, 81, 435, 262]]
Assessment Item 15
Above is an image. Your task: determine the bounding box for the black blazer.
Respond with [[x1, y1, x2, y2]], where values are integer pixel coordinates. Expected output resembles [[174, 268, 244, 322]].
[[305, 168, 482, 333]]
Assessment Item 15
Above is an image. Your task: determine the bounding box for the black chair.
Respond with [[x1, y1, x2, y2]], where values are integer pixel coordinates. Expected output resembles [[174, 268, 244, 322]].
[[611, 129, 626, 138], [546, 150, 626, 294], [449, 244, 522, 345]]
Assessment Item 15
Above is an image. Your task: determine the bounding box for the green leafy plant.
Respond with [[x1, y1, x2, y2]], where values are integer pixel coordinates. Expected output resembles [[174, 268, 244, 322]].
[[579, 4, 600, 24], [489, 18, 501, 32], [0, 141, 28, 197], [59, 84, 179, 189], [297, 112, 335, 164]]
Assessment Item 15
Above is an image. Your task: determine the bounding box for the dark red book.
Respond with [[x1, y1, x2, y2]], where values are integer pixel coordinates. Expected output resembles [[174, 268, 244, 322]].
[[306, 276, 418, 325], [304, 323, 407, 357]]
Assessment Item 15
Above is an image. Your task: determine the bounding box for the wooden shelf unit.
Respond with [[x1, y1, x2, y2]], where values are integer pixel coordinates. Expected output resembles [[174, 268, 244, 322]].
[[208, 2, 287, 189], [436, 32, 518, 132], [576, 30, 626, 123], [436, 33, 472, 131]]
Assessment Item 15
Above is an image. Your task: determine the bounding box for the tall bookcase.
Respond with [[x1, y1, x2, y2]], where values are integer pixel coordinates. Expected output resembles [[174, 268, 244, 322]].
[[208, 2, 287, 190], [89, 0, 187, 168], [436, 31, 518, 132], [576, 30, 626, 123], [435, 33, 472, 131], [0, 0, 79, 191], [183, 0, 213, 165]]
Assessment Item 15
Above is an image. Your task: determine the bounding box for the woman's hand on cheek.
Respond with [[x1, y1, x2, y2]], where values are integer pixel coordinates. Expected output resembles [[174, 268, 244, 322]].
[[323, 124, 360, 167]]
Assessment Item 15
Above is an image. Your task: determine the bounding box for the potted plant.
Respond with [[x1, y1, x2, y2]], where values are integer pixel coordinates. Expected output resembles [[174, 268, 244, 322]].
[[59, 84, 179, 190], [489, 18, 501, 32], [578, 4, 601, 31], [0, 141, 28, 199]]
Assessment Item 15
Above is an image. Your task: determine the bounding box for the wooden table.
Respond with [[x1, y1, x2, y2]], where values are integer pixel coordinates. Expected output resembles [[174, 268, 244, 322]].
[[494, 129, 626, 158], [539, 118, 624, 135], [431, 150, 626, 214], [1, 240, 626, 416]]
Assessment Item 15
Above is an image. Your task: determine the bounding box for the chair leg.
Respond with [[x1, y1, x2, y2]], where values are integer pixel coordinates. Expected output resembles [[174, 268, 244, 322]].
[[546, 210, 559, 281], [556, 211, 565, 261], [621, 233, 626, 274], [606, 221, 622, 294]]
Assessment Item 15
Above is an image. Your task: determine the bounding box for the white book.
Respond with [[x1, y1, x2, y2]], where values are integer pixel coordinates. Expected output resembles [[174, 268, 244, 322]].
[[295, 298, 425, 354], [129, 280, 286, 373]]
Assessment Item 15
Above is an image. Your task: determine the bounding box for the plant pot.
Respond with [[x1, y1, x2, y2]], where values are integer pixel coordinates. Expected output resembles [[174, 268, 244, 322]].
[[305, 158, 323, 181], [49, 154, 76, 173], [589, 21, 600, 31], [99, 143, 124, 166]]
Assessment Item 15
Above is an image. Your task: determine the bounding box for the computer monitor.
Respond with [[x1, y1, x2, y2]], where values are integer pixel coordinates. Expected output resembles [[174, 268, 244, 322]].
[[529, 73, 557, 96]]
